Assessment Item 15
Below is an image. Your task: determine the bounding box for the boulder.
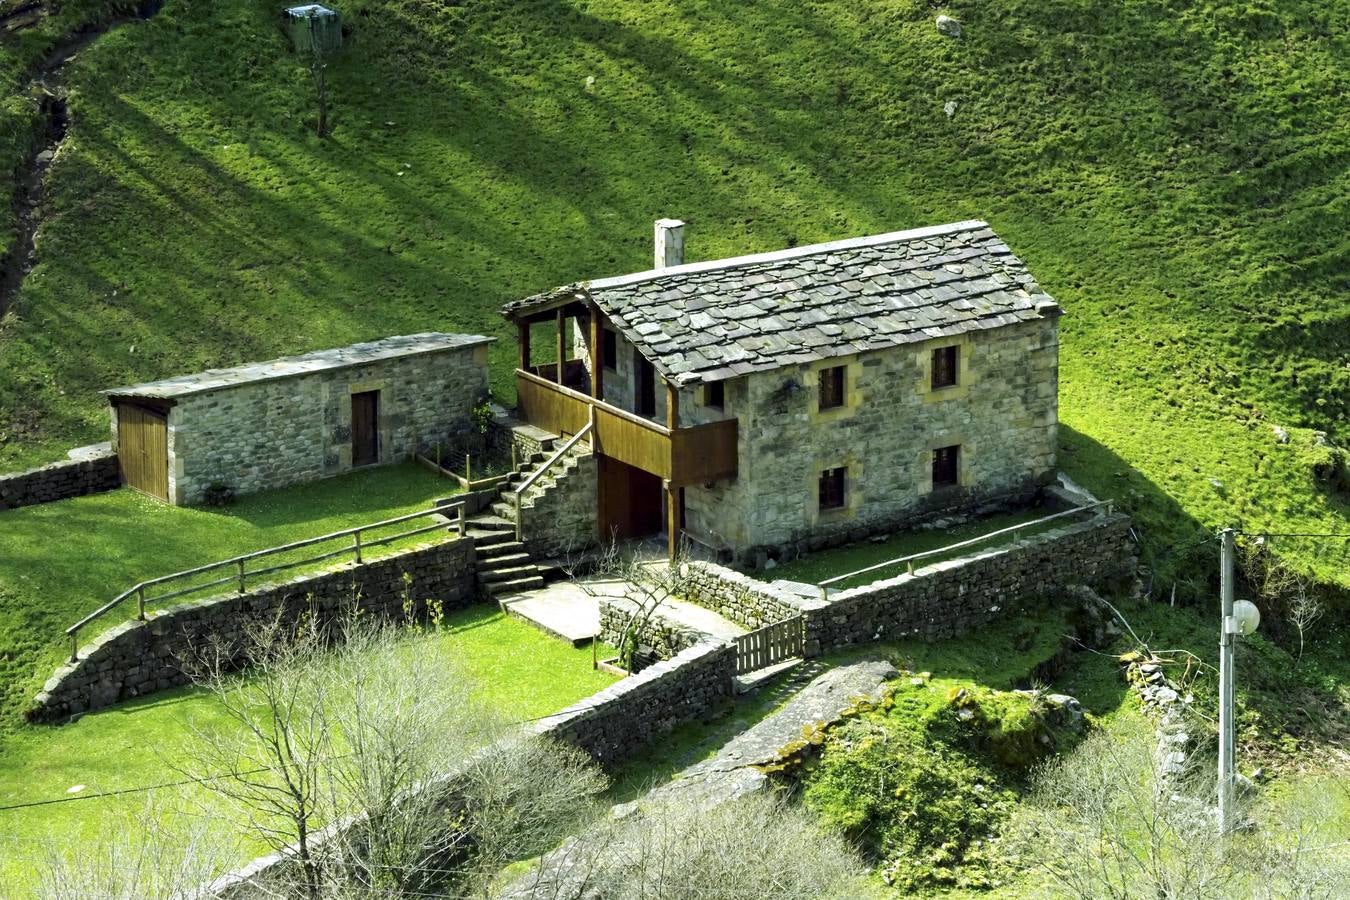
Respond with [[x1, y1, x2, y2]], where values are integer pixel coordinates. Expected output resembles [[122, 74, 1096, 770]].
[[936, 15, 962, 38]]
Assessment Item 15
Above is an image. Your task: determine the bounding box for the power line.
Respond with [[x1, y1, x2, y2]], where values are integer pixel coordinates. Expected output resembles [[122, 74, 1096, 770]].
[[0, 695, 616, 814]]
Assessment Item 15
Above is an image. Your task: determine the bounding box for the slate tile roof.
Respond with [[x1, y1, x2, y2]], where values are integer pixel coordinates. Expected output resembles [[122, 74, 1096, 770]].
[[104, 333, 494, 399], [503, 220, 1058, 385]]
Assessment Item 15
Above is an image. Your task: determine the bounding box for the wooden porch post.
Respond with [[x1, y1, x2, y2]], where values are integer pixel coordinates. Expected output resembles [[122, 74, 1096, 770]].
[[588, 304, 604, 400], [518, 320, 530, 371], [555, 308, 566, 386], [665, 478, 680, 563], [666, 380, 680, 562]]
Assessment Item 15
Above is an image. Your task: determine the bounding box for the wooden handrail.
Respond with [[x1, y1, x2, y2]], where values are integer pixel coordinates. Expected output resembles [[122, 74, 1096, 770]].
[[514, 421, 593, 541], [65, 502, 468, 662], [817, 501, 1114, 598], [516, 368, 672, 436]]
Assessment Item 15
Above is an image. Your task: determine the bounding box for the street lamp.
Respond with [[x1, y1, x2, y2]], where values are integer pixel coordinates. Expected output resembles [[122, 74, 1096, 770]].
[[1218, 527, 1260, 834]]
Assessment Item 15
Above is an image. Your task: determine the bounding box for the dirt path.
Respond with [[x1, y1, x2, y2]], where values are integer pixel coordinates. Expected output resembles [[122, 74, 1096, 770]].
[[0, 1, 164, 318]]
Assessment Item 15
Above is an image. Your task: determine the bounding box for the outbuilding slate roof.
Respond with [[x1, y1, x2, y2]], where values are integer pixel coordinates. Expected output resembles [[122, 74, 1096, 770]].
[[104, 333, 494, 400], [502, 220, 1058, 385]]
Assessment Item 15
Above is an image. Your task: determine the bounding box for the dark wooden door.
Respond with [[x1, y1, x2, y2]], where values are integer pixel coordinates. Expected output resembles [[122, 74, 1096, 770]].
[[599, 457, 663, 540], [635, 351, 656, 417], [351, 391, 380, 467], [117, 402, 169, 501]]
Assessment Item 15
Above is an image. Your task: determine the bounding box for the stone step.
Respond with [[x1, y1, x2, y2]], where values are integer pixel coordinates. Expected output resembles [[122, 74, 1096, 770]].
[[490, 501, 515, 520], [476, 538, 528, 557], [485, 575, 546, 597], [468, 528, 515, 547], [477, 551, 533, 569], [466, 515, 514, 532], [480, 564, 544, 584]]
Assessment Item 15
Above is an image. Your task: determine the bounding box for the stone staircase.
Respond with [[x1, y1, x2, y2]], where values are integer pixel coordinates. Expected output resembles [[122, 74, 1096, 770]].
[[455, 442, 570, 603]]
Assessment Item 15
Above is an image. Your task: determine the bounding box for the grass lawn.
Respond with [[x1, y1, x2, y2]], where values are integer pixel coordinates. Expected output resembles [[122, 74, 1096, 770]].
[[0, 604, 619, 894], [0, 461, 454, 732], [767, 507, 1062, 590], [0, 1, 1345, 594]]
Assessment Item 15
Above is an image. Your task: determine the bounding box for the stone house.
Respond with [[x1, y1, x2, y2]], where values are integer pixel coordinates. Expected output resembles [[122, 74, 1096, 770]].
[[501, 220, 1061, 564], [104, 333, 492, 505]]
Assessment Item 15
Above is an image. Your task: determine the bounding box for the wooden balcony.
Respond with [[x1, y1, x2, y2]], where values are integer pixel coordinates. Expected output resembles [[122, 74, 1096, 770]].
[[515, 369, 737, 486]]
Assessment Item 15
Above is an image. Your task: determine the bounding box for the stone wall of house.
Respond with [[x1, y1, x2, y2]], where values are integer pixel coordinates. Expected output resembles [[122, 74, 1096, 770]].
[[130, 340, 491, 505], [598, 595, 707, 661], [518, 445, 599, 559], [0, 448, 120, 510], [806, 512, 1135, 653], [541, 640, 736, 766], [683, 560, 821, 629], [29, 538, 477, 722], [680, 315, 1059, 564]]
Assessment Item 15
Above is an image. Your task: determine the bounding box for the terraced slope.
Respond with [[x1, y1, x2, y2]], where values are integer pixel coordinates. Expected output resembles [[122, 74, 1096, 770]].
[[0, 0, 1345, 584]]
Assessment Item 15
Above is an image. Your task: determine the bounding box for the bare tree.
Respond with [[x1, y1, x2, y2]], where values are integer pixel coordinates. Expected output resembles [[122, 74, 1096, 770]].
[[37, 798, 231, 899], [453, 735, 610, 898], [179, 604, 612, 898], [181, 610, 335, 899], [513, 791, 865, 899], [565, 541, 697, 671], [1240, 540, 1324, 663]]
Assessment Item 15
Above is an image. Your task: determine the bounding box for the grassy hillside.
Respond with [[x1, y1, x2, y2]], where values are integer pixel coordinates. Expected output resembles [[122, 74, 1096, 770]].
[[0, 0, 1346, 584]]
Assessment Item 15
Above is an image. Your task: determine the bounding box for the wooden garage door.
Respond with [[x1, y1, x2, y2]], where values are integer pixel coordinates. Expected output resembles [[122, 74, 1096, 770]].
[[117, 403, 169, 501]]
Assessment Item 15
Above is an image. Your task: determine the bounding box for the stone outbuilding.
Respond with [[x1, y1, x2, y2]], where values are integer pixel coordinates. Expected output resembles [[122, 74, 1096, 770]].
[[501, 220, 1062, 563], [103, 333, 492, 505]]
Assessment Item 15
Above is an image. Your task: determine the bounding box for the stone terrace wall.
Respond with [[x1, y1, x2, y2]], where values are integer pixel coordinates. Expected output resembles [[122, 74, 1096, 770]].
[[683, 560, 821, 629], [30, 538, 477, 722], [808, 512, 1135, 653], [541, 640, 736, 766], [0, 449, 120, 510], [518, 446, 598, 560], [598, 596, 706, 661]]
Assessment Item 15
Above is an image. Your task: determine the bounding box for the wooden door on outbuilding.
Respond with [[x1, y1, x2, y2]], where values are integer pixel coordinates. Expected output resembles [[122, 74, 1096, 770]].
[[116, 402, 169, 501]]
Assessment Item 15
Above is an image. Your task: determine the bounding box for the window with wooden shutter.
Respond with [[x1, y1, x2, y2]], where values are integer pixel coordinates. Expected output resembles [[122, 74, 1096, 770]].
[[932, 445, 960, 488], [931, 345, 958, 389], [818, 466, 847, 510], [818, 365, 846, 410]]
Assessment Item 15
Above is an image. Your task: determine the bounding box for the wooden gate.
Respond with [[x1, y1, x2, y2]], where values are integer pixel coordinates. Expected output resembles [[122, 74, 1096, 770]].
[[116, 402, 169, 501], [735, 616, 805, 675]]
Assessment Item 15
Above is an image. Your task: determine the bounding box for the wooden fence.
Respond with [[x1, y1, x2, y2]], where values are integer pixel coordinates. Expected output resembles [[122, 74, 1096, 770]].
[[735, 616, 805, 675], [64, 503, 467, 662]]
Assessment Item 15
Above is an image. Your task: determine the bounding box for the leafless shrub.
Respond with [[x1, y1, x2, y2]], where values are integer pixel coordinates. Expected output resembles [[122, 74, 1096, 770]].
[[36, 798, 231, 899], [515, 791, 865, 900]]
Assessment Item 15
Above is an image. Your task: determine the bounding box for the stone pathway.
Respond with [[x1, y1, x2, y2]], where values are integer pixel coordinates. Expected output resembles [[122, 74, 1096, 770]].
[[501, 568, 745, 647], [501, 658, 898, 897]]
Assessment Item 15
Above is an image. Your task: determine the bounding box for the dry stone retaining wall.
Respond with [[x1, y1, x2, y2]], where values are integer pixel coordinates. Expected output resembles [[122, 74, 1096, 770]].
[[540, 640, 736, 766], [598, 595, 706, 661], [683, 560, 821, 629], [29, 538, 477, 722], [0, 449, 120, 509], [682, 512, 1135, 657], [807, 512, 1135, 653]]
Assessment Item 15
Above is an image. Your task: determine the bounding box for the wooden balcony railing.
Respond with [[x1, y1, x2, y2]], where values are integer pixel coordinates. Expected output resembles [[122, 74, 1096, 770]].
[[515, 369, 737, 486]]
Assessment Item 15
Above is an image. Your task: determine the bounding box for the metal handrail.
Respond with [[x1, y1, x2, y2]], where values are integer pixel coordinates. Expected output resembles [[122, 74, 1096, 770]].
[[514, 421, 594, 541], [816, 500, 1114, 600], [64, 502, 468, 662]]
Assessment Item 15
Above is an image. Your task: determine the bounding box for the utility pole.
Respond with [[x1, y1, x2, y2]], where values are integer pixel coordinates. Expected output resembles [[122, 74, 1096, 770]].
[[1217, 526, 1236, 833]]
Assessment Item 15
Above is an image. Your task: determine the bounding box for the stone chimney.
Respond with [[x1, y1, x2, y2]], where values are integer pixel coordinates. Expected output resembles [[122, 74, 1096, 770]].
[[654, 219, 685, 269]]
